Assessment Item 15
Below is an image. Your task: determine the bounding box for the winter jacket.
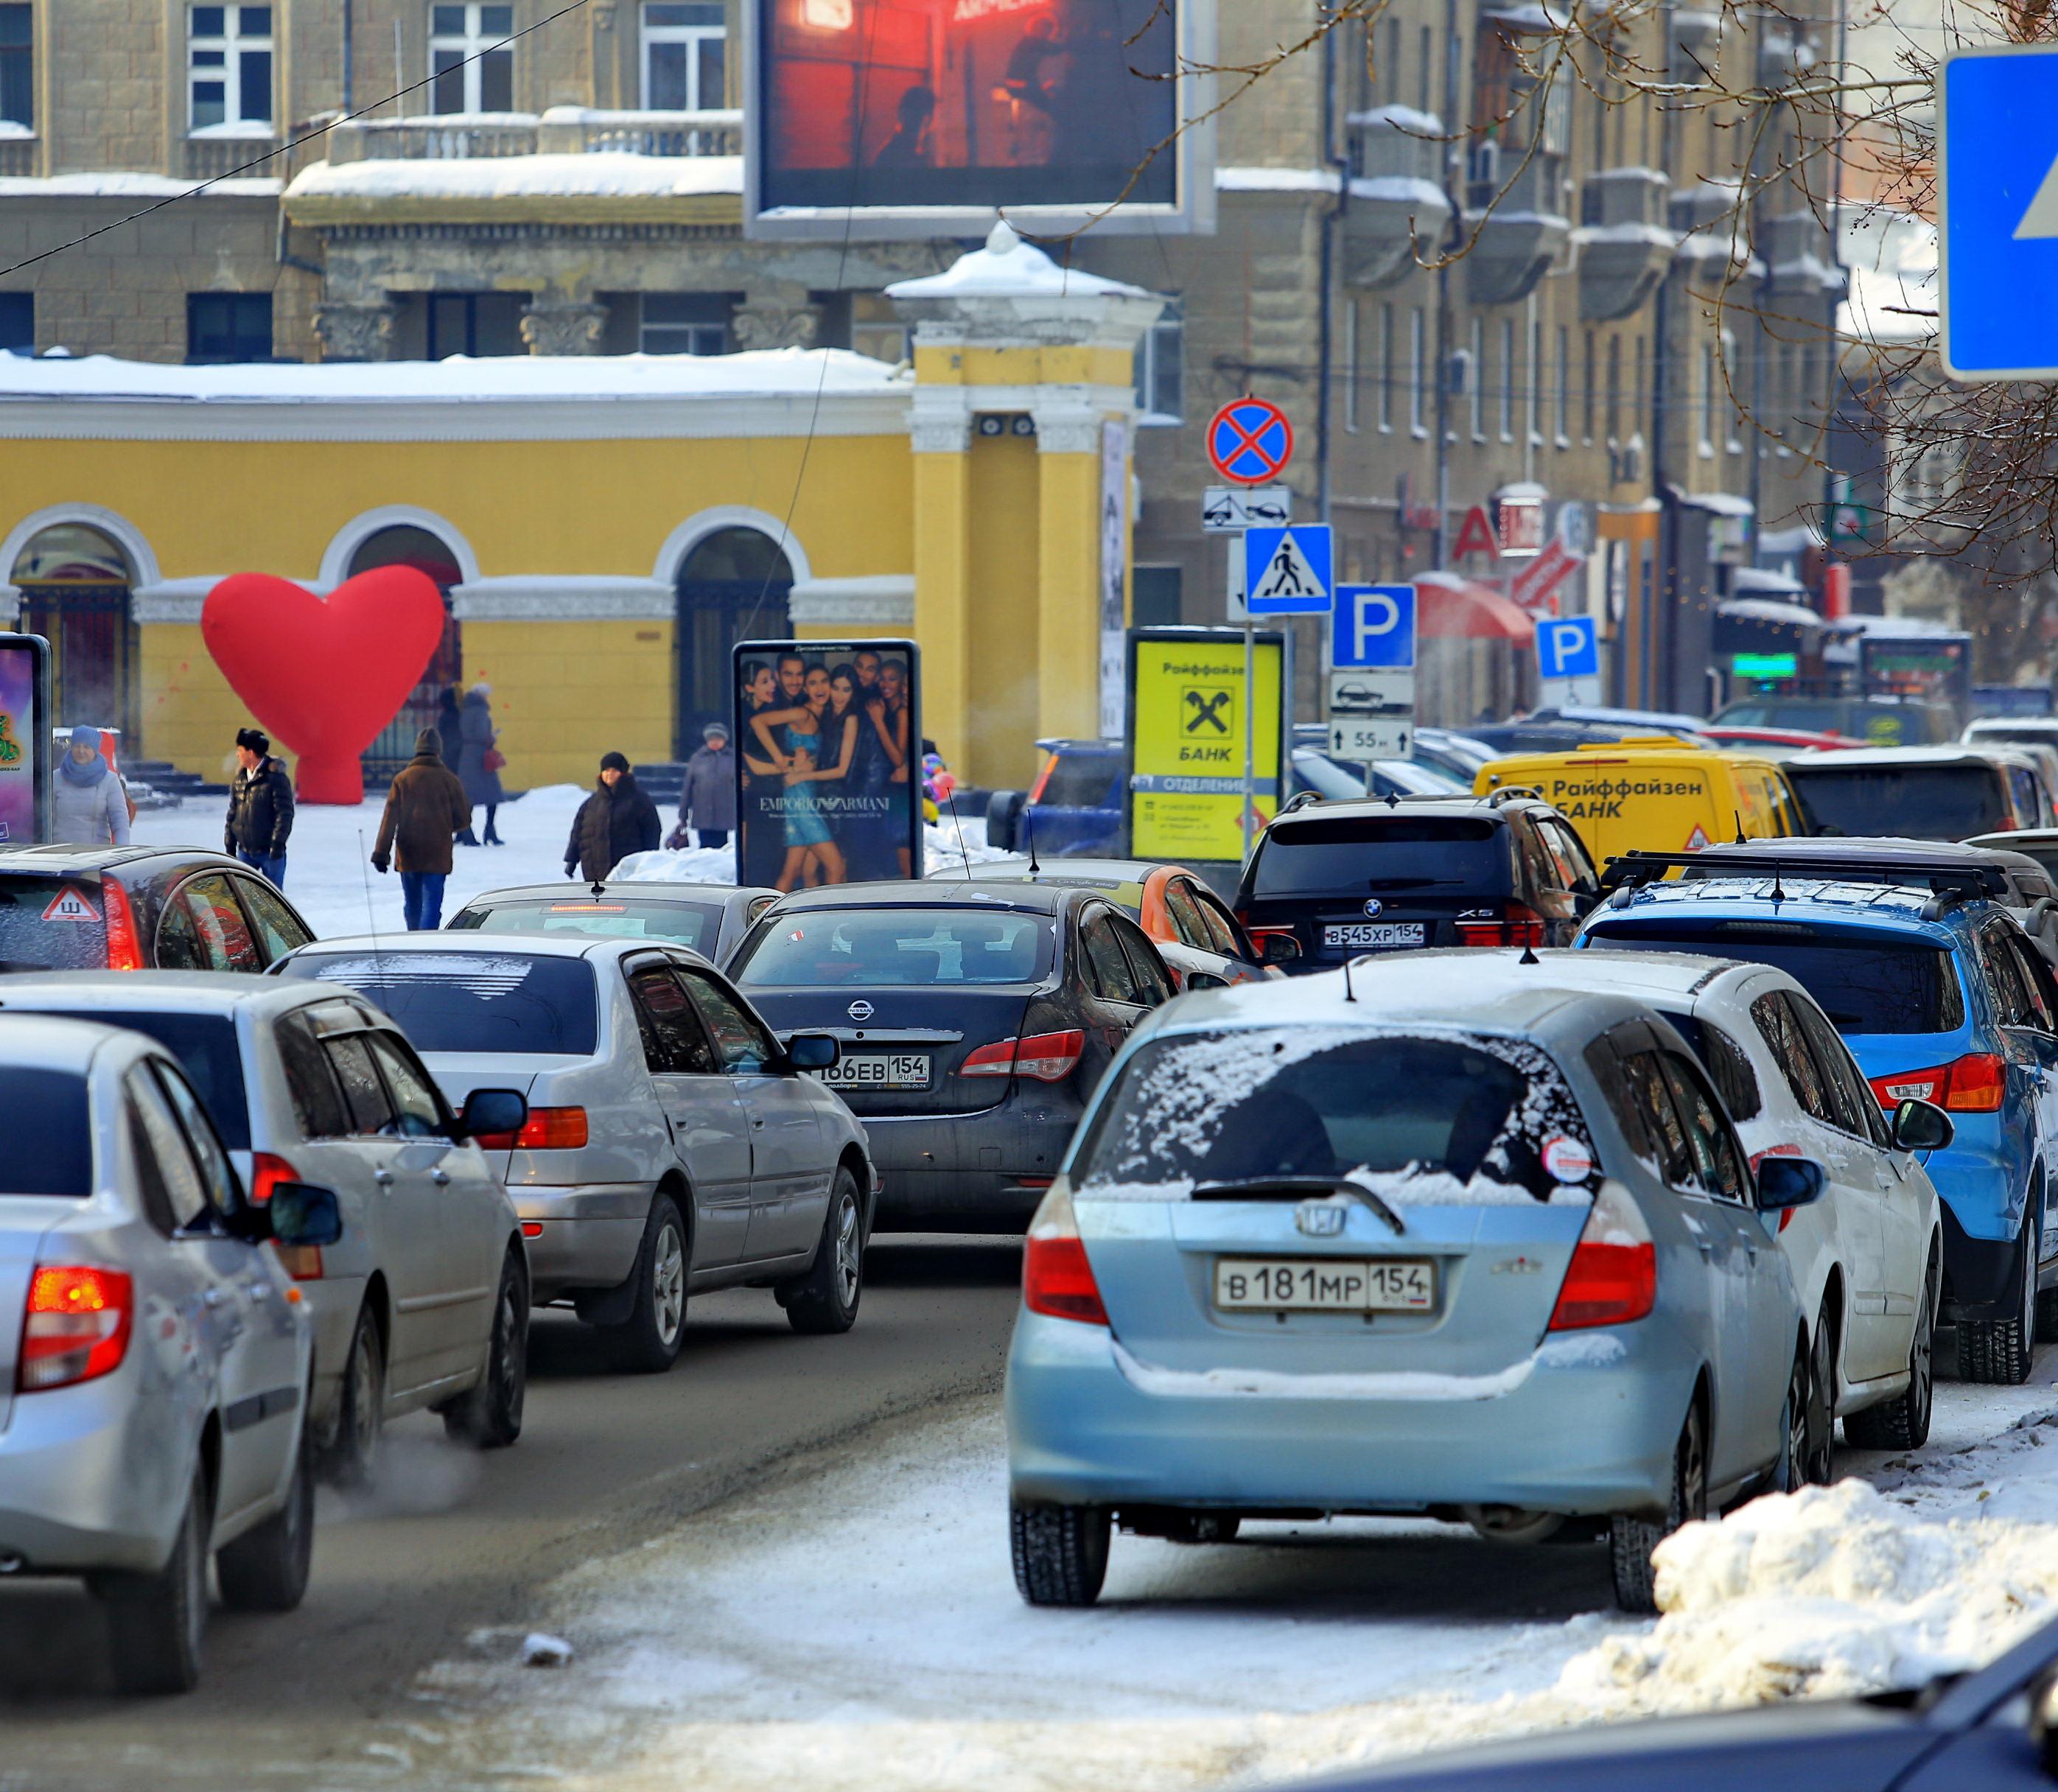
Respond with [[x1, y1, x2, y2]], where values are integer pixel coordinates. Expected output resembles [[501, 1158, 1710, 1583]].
[[567, 774, 662, 882], [679, 743, 737, 832], [374, 752, 474, 876], [458, 690, 503, 806], [50, 763, 130, 846], [225, 756, 295, 858], [435, 693, 463, 774]]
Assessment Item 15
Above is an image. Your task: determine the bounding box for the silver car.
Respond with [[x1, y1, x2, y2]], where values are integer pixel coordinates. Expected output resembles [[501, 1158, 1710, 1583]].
[[0, 1014, 334, 1693], [0, 973, 533, 1486], [275, 936, 878, 1372], [446, 880, 781, 969]]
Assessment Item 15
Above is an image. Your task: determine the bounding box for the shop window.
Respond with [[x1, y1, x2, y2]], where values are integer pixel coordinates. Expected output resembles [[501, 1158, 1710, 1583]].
[[430, 4, 514, 115], [642, 293, 736, 356], [643, 2, 725, 110], [0, 4, 29, 133], [187, 293, 273, 364], [189, 6, 273, 133], [1135, 298, 1183, 424]]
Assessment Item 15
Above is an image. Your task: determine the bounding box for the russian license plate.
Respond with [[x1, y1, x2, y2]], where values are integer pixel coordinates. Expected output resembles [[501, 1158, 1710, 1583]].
[[1323, 923, 1426, 951], [818, 1051, 930, 1090], [1214, 1257, 1436, 1313]]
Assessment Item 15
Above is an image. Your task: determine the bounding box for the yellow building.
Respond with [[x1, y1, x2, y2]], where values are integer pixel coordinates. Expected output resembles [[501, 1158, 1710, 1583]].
[[0, 226, 1161, 794]]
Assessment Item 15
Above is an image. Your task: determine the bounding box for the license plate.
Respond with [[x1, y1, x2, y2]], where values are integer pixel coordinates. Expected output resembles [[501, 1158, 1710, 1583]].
[[1214, 1256, 1436, 1313], [818, 1051, 929, 1090], [1323, 923, 1426, 951]]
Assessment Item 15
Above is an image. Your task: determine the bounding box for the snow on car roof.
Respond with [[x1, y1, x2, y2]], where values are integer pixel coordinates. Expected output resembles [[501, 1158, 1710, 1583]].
[[1597, 875, 1947, 925], [1785, 746, 2014, 768]]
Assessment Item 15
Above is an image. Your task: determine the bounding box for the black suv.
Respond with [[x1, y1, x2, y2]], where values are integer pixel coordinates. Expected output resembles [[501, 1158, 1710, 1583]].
[[1231, 794, 1601, 972]]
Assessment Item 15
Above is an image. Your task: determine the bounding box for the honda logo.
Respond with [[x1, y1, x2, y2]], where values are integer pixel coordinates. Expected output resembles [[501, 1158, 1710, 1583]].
[[847, 1000, 875, 1022], [1295, 1200, 1346, 1237]]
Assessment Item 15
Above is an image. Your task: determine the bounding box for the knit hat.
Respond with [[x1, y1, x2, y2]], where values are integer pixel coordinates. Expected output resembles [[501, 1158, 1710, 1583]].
[[236, 727, 269, 756], [702, 721, 729, 743], [68, 724, 99, 750], [601, 751, 631, 774], [416, 727, 442, 757]]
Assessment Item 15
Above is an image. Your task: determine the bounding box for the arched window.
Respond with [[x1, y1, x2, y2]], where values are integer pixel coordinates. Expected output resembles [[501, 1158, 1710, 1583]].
[[675, 527, 792, 757], [13, 523, 137, 738], [350, 525, 463, 780]]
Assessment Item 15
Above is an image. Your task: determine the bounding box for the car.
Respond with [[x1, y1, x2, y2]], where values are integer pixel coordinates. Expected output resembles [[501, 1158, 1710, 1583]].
[[1411, 727, 1499, 785], [0, 973, 533, 1485], [1004, 957, 1827, 1615], [1971, 825, 2058, 889], [1701, 725, 1867, 757], [1712, 693, 1960, 746], [1463, 720, 1719, 756], [0, 844, 317, 974], [1578, 865, 2058, 1383], [1530, 948, 1945, 1468], [985, 738, 1124, 858], [955, 855, 1277, 988], [1966, 714, 2058, 757], [1231, 794, 1601, 971], [0, 1014, 336, 1693], [729, 881, 1176, 1232], [1784, 746, 2046, 842], [446, 878, 780, 969], [1530, 704, 1712, 735], [1964, 724, 2058, 825], [274, 934, 876, 1369]]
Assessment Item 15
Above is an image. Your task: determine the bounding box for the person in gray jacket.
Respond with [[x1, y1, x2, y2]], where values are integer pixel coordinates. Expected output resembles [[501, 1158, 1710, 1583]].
[[679, 721, 737, 849], [50, 724, 130, 846], [457, 682, 504, 846]]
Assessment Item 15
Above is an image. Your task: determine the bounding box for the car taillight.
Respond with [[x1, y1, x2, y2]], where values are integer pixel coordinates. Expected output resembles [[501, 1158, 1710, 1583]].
[[960, 1031, 1085, 1083], [1548, 1183, 1656, 1331], [1869, 1052, 2005, 1114], [1455, 903, 1547, 948], [102, 876, 142, 972], [1022, 1186, 1107, 1326], [248, 1151, 298, 1205], [18, 1265, 134, 1392], [477, 1107, 588, 1151]]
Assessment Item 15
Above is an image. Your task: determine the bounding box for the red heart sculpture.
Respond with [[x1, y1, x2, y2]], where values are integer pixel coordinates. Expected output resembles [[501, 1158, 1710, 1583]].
[[202, 568, 447, 806]]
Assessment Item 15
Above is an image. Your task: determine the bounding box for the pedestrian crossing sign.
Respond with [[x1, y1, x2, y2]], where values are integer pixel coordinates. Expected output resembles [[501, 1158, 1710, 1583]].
[[1243, 525, 1333, 615], [41, 884, 99, 923]]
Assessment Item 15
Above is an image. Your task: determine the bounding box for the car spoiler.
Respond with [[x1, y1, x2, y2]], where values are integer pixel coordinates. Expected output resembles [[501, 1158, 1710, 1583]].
[[1597, 847, 2009, 911]]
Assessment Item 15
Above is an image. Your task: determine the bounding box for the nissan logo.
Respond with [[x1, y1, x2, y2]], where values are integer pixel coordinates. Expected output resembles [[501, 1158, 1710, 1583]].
[[847, 1001, 875, 1022], [1362, 899, 1384, 917]]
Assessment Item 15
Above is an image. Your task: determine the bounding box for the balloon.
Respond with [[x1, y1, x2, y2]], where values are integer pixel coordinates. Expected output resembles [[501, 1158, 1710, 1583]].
[[201, 568, 447, 805]]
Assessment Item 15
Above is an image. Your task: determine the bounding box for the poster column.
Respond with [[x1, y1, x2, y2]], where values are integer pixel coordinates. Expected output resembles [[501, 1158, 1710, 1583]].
[[1126, 626, 1285, 867], [0, 633, 49, 844]]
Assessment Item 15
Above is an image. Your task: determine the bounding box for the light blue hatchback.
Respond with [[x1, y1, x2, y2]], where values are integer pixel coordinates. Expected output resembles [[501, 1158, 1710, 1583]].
[[1004, 958, 1827, 1613]]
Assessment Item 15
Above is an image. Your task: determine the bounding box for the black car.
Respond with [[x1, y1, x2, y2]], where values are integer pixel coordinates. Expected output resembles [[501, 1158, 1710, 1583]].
[[728, 881, 1175, 1231], [447, 879, 780, 967], [0, 843, 315, 973], [1232, 794, 1600, 971]]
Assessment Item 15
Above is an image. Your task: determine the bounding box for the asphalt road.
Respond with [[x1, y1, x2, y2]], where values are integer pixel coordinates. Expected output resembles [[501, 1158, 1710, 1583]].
[[0, 1239, 1025, 1789]]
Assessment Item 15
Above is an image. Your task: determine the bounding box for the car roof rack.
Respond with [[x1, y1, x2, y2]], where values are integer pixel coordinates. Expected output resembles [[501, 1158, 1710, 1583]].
[[1597, 847, 2009, 902]]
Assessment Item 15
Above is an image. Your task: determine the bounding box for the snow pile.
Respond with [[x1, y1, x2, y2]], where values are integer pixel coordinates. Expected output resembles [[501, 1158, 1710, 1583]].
[[612, 845, 739, 884]]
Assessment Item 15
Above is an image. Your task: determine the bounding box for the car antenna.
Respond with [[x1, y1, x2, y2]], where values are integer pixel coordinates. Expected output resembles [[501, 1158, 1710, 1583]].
[[1518, 940, 1540, 965], [1734, 811, 1746, 845], [591, 878, 607, 899], [1343, 954, 1359, 1001], [1025, 805, 1041, 874], [944, 777, 972, 881]]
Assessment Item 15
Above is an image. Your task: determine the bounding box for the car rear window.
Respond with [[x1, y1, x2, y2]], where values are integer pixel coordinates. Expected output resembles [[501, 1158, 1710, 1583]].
[[451, 898, 719, 954], [1785, 763, 2009, 841], [0, 878, 108, 972], [1588, 923, 1964, 1035], [0, 1067, 92, 1195], [1250, 816, 1508, 899], [1036, 752, 1118, 811], [736, 909, 1054, 987], [1072, 1027, 1594, 1203], [40, 1012, 250, 1150], [279, 953, 600, 1055]]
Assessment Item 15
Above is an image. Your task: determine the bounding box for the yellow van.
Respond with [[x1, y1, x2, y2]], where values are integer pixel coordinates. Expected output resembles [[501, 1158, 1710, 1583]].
[[1473, 738, 1806, 866]]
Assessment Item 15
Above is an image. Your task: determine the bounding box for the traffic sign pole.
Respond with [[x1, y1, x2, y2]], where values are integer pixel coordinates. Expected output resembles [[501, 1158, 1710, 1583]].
[[1242, 604, 1256, 862]]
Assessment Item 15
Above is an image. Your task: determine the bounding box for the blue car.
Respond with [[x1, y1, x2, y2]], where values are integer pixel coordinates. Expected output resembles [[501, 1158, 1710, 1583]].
[[1580, 869, 2058, 1383]]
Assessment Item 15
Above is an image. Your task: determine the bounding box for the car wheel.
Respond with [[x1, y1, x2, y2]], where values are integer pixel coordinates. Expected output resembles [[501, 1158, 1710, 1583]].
[[609, 1192, 688, 1373], [1609, 1399, 1707, 1614], [778, 1168, 864, 1336], [444, 1250, 529, 1449], [1009, 1501, 1112, 1607], [100, 1458, 209, 1695], [1847, 1250, 1937, 1450], [216, 1424, 314, 1613], [1805, 1303, 1835, 1485], [1961, 1213, 2037, 1386], [319, 1302, 384, 1488], [1768, 1343, 1810, 1495]]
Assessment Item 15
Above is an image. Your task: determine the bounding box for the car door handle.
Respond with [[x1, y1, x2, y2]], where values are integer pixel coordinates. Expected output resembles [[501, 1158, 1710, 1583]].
[[430, 1168, 450, 1186], [1745, 1239, 1759, 1263], [1695, 1238, 1713, 1259], [246, 1280, 271, 1301], [374, 1169, 394, 1188], [752, 1118, 766, 1131], [203, 1287, 228, 1307]]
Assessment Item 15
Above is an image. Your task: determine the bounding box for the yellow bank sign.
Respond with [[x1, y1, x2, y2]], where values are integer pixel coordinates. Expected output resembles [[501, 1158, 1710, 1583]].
[[1127, 629, 1286, 863]]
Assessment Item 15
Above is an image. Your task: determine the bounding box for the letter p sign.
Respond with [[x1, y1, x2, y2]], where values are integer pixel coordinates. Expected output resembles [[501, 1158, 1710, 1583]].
[[1536, 615, 1600, 682], [1334, 584, 1416, 670]]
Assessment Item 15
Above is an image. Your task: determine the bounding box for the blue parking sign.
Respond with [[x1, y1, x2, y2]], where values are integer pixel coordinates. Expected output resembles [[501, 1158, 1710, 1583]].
[[1332, 585, 1415, 668], [1536, 615, 1600, 682]]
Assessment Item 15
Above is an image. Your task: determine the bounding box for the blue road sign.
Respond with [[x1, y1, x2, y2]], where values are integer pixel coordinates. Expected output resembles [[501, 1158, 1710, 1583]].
[[1245, 525, 1333, 615], [1940, 45, 2058, 379], [1536, 615, 1600, 682], [1208, 397, 1295, 483], [1333, 584, 1415, 669]]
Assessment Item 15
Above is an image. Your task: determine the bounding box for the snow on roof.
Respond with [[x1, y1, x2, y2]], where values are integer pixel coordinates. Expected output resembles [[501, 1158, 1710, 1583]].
[[886, 220, 1149, 301], [287, 151, 742, 203], [1729, 565, 1805, 594], [0, 173, 282, 198], [1679, 489, 1754, 517], [1346, 105, 1444, 133], [1719, 595, 1824, 629]]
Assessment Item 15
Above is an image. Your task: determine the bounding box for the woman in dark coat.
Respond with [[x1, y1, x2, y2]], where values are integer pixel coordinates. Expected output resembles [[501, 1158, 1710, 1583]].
[[564, 753, 662, 883], [458, 682, 505, 846]]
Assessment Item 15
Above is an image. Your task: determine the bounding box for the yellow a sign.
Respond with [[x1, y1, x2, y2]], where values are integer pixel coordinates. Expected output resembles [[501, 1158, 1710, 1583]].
[[1128, 630, 1285, 863]]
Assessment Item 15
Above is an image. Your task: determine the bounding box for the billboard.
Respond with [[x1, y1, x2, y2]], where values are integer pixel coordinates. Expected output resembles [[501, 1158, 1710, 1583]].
[[0, 634, 49, 845], [1127, 626, 1286, 864], [735, 639, 923, 889], [746, 0, 1216, 239]]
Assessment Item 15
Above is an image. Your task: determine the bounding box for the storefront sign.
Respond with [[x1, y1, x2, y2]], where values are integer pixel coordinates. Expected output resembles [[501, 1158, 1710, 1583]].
[[1127, 628, 1284, 863]]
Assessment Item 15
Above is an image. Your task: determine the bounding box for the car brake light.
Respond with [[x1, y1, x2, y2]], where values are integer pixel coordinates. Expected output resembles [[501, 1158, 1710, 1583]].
[[102, 877, 142, 972], [248, 1151, 298, 1205], [960, 1031, 1085, 1082], [478, 1106, 589, 1151], [18, 1265, 134, 1391], [1548, 1183, 1656, 1331], [1022, 1186, 1107, 1326], [1455, 903, 1547, 948], [1869, 1052, 2005, 1114]]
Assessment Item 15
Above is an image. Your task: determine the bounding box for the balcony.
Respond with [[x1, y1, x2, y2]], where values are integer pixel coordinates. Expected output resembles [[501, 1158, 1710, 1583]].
[[325, 106, 743, 164], [1462, 147, 1568, 305], [1575, 167, 1674, 320], [1343, 106, 1452, 288]]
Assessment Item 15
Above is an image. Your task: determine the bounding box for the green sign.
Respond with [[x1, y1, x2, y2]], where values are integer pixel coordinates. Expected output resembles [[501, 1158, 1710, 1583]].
[[1732, 653, 1799, 679]]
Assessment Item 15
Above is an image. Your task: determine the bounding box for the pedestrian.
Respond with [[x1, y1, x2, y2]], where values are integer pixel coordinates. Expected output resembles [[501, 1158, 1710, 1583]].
[[458, 681, 505, 846], [50, 724, 130, 846], [565, 751, 661, 883], [371, 727, 473, 930], [435, 686, 463, 773], [224, 726, 293, 886], [679, 721, 736, 850]]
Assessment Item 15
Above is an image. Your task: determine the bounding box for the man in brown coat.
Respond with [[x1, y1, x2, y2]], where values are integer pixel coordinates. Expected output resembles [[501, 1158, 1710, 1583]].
[[371, 728, 475, 930]]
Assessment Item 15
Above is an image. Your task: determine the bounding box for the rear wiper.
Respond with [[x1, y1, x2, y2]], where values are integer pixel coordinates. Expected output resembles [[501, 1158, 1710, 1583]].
[[1191, 1172, 1407, 1236]]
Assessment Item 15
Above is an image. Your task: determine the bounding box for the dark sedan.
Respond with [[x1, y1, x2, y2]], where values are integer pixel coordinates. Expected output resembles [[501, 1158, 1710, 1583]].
[[728, 881, 1175, 1231], [445, 879, 780, 967]]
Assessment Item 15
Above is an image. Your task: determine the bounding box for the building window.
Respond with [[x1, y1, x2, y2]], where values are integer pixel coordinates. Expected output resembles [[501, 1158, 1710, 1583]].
[[642, 293, 734, 355], [431, 4, 514, 114], [1555, 324, 1569, 446], [1699, 342, 1717, 459], [0, 292, 29, 353], [1604, 333, 1621, 443], [1379, 302, 1395, 433], [1582, 327, 1596, 442], [1344, 299, 1361, 434], [1528, 317, 1543, 447], [1417, 24, 1433, 115], [1723, 329, 1743, 454], [1469, 317, 1484, 441], [187, 293, 272, 364], [188, 7, 273, 133], [427, 293, 526, 358], [642, 2, 724, 109], [1135, 298, 1183, 424], [1632, 333, 1646, 433], [0, 4, 29, 133], [1499, 316, 1516, 442], [1409, 307, 1426, 436]]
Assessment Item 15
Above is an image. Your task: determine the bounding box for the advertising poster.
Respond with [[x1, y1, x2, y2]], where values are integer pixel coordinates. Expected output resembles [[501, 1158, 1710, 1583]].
[[0, 634, 48, 845], [735, 639, 922, 890], [1127, 627, 1285, 864]]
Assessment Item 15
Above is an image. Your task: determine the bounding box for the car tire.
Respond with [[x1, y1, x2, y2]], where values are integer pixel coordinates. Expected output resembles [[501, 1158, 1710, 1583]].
[[1961, 1214, 2037, 1386], [101, 1459, 209, 1696], [1846, 1250, 1937, 1451], [1804, 1302, 1835, 1485], [320, 1302, 384, 1488], [444, 1250, 529, 1449], [1609, 1399, 1707, 1615], [1768, 1343, 1810, 1495], [779, 1167, 864, 1336], [216, 1426, 314, 1613], [609, 1192, 688, 1373], [1009, 1501, 1111, 1607]]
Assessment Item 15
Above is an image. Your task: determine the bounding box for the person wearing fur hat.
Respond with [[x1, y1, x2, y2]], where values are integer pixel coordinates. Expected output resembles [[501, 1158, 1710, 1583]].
[[372, 727, 474, 929], [565, 752, 661, 883]]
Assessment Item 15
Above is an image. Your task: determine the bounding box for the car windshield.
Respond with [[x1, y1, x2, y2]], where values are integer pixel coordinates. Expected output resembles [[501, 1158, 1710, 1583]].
[[737, 909, 1054, 987], [279, 953, 600, 1055], [451, 898, 720, 953], [0, 877, 110, 972], [1072, 1028, 1592, 1203], [1785, 763, 2008, 841], [0, 1067, 92, 1195], [1251, 816, 1507, 898], [48, 1011, 249, 1149]]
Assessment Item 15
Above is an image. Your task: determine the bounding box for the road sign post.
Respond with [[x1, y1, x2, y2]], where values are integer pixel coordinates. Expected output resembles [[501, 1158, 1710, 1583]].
[[1330, 584, 1416, 763], [1241, 524, 1331, 857]]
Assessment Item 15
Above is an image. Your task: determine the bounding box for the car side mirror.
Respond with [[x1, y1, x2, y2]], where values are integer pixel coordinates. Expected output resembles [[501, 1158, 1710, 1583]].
[[1891, 1097, 1954, 1155], [1257, 932, 1302, 965], [1755, 1154, 1827, 1212], [269, 1181, 343, 1247], [786, 1033, 840, 1072], [457, 1088, 529, 1142], [1183, 971, 1230, 991]]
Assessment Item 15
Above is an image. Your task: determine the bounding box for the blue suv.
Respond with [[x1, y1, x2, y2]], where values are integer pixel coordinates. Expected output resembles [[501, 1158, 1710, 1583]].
[[1578, 861, 2058, 1384]]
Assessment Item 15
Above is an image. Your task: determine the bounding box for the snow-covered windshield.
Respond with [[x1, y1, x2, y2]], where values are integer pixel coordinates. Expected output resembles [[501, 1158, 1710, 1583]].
[[1072, 1026, 1596, 1204]]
